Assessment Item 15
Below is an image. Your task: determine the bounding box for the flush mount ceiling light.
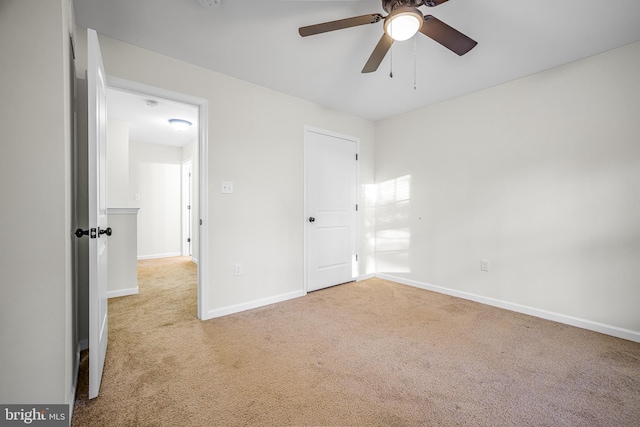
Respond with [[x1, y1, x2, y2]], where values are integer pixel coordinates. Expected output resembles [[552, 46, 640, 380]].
[[384, 6, 423, 41], [168, 119, 192, 132]]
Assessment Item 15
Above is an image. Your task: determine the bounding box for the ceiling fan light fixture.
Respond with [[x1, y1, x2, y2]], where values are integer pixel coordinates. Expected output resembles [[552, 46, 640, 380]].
[[168, 119, 192, 132], [384, 7, 423, 42]]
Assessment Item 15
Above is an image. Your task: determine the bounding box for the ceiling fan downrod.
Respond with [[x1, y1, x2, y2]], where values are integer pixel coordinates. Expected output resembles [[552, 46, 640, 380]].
[[382, 0, 437, 13]]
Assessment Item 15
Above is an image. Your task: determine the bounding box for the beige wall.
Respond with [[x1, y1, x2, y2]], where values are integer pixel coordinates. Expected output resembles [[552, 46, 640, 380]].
[[375, 41, 640, 334], [108, 123, 196, 261], [1, 1, 637, 409], [107, 209, 139, 297], [129, 141, 183, 259], [107, 120, 131, 207], [0, 0, 76, 404], [74, 31, 376, 315]]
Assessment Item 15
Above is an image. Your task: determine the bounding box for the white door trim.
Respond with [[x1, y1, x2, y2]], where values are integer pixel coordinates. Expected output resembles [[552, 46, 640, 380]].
[[182, 158, 193, 257], [303, 125, 359, 293], [106, 76, 210, 320]]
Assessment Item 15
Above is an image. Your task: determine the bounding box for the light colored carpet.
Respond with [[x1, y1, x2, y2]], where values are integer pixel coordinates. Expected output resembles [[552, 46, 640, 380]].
[[72, 256, 640, 426]]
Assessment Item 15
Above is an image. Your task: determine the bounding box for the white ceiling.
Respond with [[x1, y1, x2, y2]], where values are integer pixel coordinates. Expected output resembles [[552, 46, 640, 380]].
[[75, 0, 640, 121], [107, 88, 199, 147]]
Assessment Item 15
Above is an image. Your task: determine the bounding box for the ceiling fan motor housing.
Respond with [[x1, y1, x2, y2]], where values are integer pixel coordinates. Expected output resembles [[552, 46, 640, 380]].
[[299, 0, 475, 73], [382, 0, 427, 14]]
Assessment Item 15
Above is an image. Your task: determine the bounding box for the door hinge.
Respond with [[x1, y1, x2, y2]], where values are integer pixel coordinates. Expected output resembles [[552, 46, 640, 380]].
[[187, 205, 191, 210], [356, 204, 358, 211], [355, 254, 359, 261], [187, 238, 191, 243], [355, 154, 358, 161]]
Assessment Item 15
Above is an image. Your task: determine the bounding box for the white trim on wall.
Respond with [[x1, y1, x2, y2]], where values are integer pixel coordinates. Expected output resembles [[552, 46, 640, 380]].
[[107, 207, 139, 215], [107, 287, 139, 299], [376, 272, 640, 343], [69, 347, 82, 423], [197, 101, 209, 321], [205, 289, 306, 320], [182, 158, 193, 257], [138, 252, 183, 260]]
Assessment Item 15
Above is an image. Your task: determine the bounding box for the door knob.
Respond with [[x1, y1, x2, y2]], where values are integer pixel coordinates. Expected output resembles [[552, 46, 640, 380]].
[[75, 228, 97, 239], [308, 217, 315, 223], [75, 228, 89, 238], [99, 227, 113, 237]]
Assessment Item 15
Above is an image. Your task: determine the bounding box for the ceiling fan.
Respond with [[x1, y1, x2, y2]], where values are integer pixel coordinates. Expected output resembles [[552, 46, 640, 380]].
[[298, 0, 477, 73]]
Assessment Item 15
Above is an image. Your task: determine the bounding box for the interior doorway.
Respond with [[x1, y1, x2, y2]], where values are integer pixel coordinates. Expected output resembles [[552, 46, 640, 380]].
[[106, 77, 209, 319], [182, 159, 193, 258]]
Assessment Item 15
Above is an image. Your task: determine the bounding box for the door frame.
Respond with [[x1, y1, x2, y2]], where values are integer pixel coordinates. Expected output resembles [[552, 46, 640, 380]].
[[107, 76, 209, 320], [182, 158, 193, 257], [303, 125, 359, 293]]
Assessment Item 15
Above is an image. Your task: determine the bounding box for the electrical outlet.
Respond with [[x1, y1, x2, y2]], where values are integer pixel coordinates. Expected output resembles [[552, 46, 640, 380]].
[[481, 259, 490, 272], [222, 181, 233, 194], [234, 263, 242, 276]]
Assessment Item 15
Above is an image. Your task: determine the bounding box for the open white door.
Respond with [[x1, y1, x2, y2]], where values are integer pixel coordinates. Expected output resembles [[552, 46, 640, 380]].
[[305, 128, 358, 292], [87, 28, 109, 399]]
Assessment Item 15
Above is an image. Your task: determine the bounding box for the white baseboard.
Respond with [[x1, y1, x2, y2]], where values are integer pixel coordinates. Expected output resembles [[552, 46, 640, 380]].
[[376, 273, 640, 343], [204, 289, 306, 320], [356, 273, 375, 282], [137, 252, 182, 260], [191, 256, 198, 264], [107, 287, 139, 299]]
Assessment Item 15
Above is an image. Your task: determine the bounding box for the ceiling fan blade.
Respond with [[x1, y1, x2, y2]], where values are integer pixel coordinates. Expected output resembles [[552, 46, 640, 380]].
[[423, 0, 450, 6], [299, 13, 383, 37], [362, 33, 394, 73], [419, 15, 477, 56]]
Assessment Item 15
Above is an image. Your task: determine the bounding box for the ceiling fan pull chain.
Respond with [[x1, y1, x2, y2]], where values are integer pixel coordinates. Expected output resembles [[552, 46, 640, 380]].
[[389, 43, 394, 78], [389, 19, 393, 78], [413, 36, 417, 90]]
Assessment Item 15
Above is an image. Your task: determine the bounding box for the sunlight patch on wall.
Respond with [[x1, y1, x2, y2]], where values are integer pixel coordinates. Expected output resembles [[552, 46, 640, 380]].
[[362, 183, 378, 275], [374, 175, 412, 274]]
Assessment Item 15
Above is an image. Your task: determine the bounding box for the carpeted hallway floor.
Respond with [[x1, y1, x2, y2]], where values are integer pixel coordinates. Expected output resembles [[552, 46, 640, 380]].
[[72, 256, 640, 426]]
